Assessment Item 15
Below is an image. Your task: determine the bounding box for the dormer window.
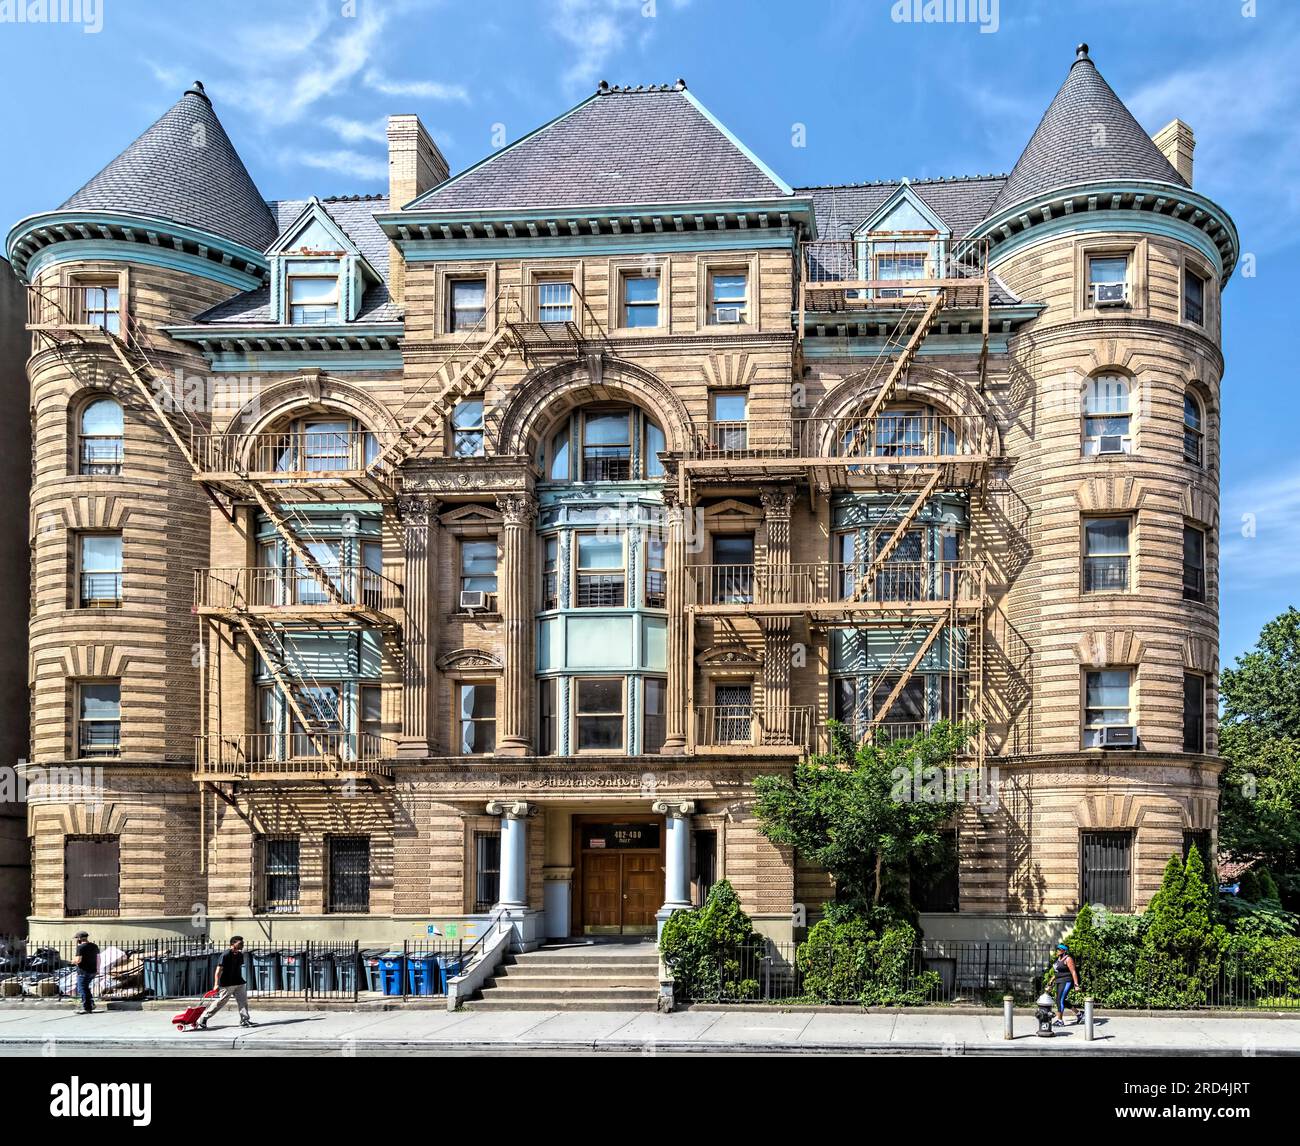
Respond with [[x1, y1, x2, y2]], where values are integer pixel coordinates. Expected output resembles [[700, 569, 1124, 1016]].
[[286, 261, 341, 324]]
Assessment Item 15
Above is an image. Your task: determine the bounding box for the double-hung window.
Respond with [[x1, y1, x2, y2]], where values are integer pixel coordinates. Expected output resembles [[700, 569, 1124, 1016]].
[[460, 540, 499, 605], [287, 265, 339, 324], [75, 279, 120, 334], [1083, 374, 1131, 454], [1087, 255, 1129, 306], [582, 411, 631, 481], [1082, 517, 1130, 592], [711, 534, 754, 605], [643, 678, 667, 754], [79, 533, 123, 607], [474, 831, 501, 912], [458, 683, 496, 755], [644, 536, 667, 608], [710, 391, 748, 451], [452, 398, 485, 458], [622, 273, 660, 328], [1184, 267, 1206, 326], [449, 279, 487, 332], [1183, 673, 1206, 753], [78, 682, 121, 757], [1183, 525, 1207, 602], [575, 533, 625, 607], [1183, 393, 1204, 465], [78, 398, 124, 475], [1083, 670, 1132, 748], [537, 279, 574, 322], [708, 270, 747, 324], [575, 678, 624, 751]]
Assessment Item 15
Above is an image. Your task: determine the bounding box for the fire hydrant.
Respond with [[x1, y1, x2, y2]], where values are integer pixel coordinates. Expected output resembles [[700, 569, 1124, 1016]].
[[1035, 992, 1056, 1037]]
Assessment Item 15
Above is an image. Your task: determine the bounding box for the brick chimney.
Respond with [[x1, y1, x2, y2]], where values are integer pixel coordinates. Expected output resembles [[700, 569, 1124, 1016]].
[[1151, 118, 1195, 185], [386, 115, 449, 306]]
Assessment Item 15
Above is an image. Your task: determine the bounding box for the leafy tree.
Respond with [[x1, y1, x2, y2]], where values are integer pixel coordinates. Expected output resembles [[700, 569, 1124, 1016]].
[[1219, 609, 1300, 898], [752, 720, 972, 917]]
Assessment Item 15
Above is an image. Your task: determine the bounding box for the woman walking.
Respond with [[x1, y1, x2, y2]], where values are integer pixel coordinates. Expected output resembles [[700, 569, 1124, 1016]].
[[1052, 942, 1083, 1026]]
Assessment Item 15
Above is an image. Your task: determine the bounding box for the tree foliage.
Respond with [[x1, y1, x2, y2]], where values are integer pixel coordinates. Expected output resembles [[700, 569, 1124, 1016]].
[[1219, 608, 1300, 895], [752, 720, 973, 917]]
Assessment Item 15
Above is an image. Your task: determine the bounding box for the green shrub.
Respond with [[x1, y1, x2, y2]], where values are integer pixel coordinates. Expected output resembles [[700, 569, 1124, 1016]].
[[796, 916, 938, 1006], [1135, 849, 1228, 1008], [1048, 904, 1148, 1008], [1222, 934, 1300, 1003], [659, 879, 762, 1001], [1219, 893, 1299, 938]]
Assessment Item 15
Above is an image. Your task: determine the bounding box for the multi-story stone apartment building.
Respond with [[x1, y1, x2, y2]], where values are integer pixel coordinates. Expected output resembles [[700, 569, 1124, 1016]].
[[8, 44, 1234, 948]]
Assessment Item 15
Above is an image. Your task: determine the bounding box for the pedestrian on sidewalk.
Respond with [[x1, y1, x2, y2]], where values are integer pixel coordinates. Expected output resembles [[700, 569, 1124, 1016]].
[[72, 930, 99, 1014], [197, 936, 255, 1029], [1052, 941, 1083, 1026]]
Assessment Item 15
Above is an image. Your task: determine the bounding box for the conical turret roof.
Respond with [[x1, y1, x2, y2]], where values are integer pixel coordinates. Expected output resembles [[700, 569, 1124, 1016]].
[[985, 44, 1185, 219], [59, 81, 277, 252]]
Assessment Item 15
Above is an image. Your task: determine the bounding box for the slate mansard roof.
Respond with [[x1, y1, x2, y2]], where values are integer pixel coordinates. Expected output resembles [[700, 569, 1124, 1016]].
[[986, 44, 1187, 218], [195, 195, 398, 326], [59, 82, 278, 253], [799, 176, 1009, 240], [403, 81, 794, 213]]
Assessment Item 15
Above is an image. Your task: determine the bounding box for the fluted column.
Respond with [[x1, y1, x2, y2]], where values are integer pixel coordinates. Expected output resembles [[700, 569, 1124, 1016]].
[[496, 492, 537, 756], [398, 495, 438, 758], [760, 487, 795, 744], [661, 492, 688, 753]]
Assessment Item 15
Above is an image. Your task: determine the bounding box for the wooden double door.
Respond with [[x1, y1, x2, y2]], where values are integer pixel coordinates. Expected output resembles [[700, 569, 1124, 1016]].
[[574, 818, 663, 936]]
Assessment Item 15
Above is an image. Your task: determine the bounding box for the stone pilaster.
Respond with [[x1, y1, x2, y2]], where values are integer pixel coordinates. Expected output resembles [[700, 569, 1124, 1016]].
[[496, 492, 537, 756], [661, 492, 688, 753], [398, 495, 438, 758]]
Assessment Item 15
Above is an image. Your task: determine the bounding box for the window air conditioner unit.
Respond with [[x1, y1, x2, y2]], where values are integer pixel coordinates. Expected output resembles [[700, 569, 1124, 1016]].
[[1102, 725, 1137, 748], [1093, 282, 1127, 306], [459, 590, 487, 611], [714, 306, 744, 324], [1097, 435, 1126, 455]]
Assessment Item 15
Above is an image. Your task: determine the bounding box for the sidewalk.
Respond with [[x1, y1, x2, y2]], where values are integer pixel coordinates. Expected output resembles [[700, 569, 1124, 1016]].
[[1, 1004, 1299, 1054]]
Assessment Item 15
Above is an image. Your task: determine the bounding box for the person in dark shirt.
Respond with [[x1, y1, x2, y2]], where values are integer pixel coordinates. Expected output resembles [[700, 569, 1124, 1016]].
[[197, 936, 254, 1029], [72, 930, 99, 1014]]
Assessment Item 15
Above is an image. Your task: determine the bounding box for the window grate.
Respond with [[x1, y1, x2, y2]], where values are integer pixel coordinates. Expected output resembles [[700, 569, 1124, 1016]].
[[1081, 831, 1132, 911]]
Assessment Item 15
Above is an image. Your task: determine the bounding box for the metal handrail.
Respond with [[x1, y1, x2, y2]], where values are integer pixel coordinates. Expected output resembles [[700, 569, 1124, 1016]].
[[195, 565, 402, 612], [688, 561, 983, 607]]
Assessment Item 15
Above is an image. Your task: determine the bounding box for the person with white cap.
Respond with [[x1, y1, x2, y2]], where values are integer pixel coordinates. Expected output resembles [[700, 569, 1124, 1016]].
[[72, 930, 99, 1014]]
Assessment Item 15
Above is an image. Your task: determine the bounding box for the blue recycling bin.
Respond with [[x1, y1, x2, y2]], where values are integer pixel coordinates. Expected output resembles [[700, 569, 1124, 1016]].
[[406, 951, 439, 996], [437, 954, 466, 991], [333, 951, 359, 994], [249, 951, 281, 993], [280, 950, 307, 992], [309, 952, 336, 994], [379, 951, 406, 996]]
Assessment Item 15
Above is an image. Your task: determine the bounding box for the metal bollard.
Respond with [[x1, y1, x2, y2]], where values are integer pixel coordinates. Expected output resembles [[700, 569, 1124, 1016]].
[[1003, 994, 1014, 1040], [1085, 996, 1095, 1041]]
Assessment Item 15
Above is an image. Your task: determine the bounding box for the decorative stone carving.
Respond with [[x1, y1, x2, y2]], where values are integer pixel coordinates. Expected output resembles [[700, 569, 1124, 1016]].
[[652, 799, 696, 818], [436, 647, 504, 672]]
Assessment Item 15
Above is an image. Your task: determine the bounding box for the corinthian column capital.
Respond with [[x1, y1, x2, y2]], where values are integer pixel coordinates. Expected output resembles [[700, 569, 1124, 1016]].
[[496, 492, 538, 526]]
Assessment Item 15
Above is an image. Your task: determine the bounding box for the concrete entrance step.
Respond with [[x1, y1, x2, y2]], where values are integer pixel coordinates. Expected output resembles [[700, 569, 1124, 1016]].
[[485, 973, 657, 990], [477, 986, 656, 1001], [504, 955, 659, 970], [468, 997, 660, 1012]]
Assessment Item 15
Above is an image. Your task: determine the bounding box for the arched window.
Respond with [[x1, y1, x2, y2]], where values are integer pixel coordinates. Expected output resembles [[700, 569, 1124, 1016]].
[[1083, 374, 1131, 455], [1183, 391, 1204, 465], [543, 406, 666, 483], [263, 415, 376, 472], [452, 397, 485, 457], [78, 397, 124, 475]]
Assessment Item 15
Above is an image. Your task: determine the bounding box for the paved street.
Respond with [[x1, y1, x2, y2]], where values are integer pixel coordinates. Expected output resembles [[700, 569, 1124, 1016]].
[[1, 1004, 1297, 1056]]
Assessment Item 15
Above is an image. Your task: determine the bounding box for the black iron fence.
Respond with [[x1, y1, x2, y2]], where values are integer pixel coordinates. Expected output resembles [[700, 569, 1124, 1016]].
[[0, 936, 466, 1003], [673, 939, 1300, 1010]]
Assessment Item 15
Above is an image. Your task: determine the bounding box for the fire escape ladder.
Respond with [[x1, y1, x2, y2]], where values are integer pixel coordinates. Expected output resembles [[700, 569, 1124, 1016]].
[[245, 480, 348, 608], [233, 614, 338, 761], [857, 470, 943, 596], [367, 286, 521, 479], [868, 611, 949, 731]]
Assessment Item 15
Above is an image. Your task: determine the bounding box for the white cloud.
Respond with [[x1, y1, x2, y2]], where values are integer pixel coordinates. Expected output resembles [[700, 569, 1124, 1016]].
[[1126, 25, 1300, 246], [290, 149, 389, 183], [1221, 465, 1300, 591], [323, 115, 388, 145], [362, 69, 470, 103], [548, 0, 647, 96]]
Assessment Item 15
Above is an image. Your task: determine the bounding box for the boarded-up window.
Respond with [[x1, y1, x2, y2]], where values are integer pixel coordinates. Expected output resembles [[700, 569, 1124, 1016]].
[[64, 835, 119, 917]]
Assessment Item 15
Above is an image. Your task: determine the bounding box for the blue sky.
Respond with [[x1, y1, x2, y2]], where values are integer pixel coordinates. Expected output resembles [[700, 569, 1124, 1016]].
[[1, 0, 1294, 667]]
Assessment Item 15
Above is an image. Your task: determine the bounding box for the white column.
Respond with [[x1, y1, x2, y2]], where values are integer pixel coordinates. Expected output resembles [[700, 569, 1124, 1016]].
[[487, 800, 533, 907], [654, 799, 695, 934]]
